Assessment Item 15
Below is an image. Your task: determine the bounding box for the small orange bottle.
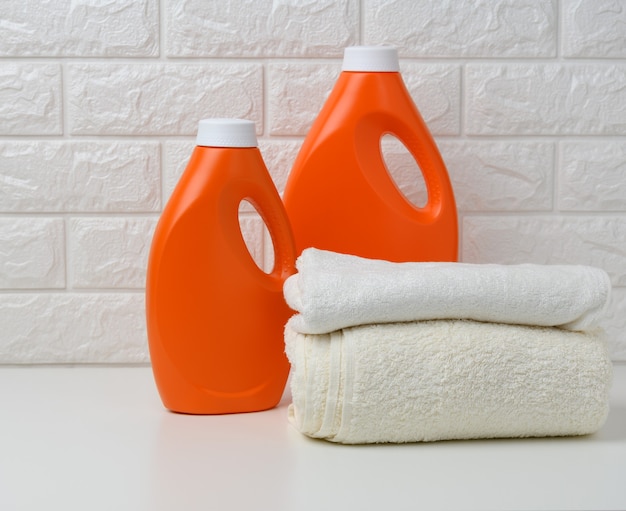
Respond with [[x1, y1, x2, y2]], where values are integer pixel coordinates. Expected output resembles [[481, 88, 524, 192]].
[[146, 119, 296, 414], [283, 45, 458, 262]]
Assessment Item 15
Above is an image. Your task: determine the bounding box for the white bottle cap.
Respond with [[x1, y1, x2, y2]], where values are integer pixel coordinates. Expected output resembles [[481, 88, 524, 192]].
[[196, 118, 258, 148], [342, 46, 400, 72]]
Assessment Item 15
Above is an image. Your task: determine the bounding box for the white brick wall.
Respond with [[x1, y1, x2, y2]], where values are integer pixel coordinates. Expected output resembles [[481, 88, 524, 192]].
[[1, 0, 624, 363]]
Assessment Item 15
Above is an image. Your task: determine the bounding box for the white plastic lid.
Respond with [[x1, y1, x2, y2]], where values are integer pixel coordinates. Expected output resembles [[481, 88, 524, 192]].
[[342, 46, 399, 72], [196, 118, 258, 148]]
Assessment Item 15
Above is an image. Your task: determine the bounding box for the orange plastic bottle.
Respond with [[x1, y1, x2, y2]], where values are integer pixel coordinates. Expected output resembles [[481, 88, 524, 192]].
[[146, 119, 296, 414], [283, 46, 458, 262]]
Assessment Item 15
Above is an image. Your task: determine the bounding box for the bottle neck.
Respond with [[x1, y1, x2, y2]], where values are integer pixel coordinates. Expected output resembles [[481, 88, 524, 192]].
[[342, 70, 399, 75]]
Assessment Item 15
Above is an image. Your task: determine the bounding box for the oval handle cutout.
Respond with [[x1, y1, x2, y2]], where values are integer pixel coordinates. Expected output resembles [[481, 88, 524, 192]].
[[238, 199, 274, 274], [380, 134, 429, 209]]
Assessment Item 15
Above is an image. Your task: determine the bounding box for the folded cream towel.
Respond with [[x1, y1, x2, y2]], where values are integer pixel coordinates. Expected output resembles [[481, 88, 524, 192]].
[[284, 249, 611, 334], [286, 320, 612, 444]]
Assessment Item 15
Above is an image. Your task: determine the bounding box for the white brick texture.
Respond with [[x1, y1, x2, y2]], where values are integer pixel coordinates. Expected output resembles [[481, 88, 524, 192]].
[[558, 141, 626, 211], [69, 64, 263, 135], [269, 63, 341, 136], [0, 219, 65, 289], [0, 142, 160, 212], [166, 0, 359, 57], [364, 0, 557, 57], [69, 218, 157, 289], [1, 0, 625, 362], [562, 0, 626, 58], [0, 0, 158, 57], [463, 216, 626, 286], [0, 294, 147, 363], [466, 64, 626, 135], [0, 64, 62, 135], [439, 141, 554, 212]]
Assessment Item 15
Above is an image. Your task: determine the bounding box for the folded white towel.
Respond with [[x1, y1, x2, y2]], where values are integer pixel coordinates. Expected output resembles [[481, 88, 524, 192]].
[[286, 320, 612, 444], [284, 248, 611, 334]]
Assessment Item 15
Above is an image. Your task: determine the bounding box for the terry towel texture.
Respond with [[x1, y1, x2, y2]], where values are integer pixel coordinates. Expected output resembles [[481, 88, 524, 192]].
[[284, 249, 613, 444], [284, 248, 611, 334], [286, 320, 613, 444]]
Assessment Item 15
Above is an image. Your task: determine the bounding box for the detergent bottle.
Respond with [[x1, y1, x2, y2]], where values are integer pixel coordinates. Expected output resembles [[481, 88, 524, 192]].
[[146, 118, 296, 414], [283, 45, 458, 262]]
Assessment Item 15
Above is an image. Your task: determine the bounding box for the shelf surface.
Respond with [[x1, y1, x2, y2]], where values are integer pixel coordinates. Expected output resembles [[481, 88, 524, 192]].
[[1, 364, 625, 511]]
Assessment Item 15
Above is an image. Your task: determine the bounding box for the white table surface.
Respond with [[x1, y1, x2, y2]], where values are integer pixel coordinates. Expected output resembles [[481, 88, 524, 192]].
[[1, 364, 625, 511]]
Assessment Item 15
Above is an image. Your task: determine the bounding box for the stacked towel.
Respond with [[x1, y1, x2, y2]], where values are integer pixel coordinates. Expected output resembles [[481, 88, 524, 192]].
[[284, 248, 611, 334], [284, 249, 613, 444]]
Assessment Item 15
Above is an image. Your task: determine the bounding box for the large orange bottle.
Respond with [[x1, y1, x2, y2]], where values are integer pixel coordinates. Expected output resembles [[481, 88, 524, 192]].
[[283, 46, 458, 262], [146, 119, 296, 414]]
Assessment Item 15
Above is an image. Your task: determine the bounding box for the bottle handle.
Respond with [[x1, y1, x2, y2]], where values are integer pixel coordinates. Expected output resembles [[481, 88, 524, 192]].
[[389, 120, 451, 217], [228, 179, 296, 282], [357, 114, 453, 222]]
